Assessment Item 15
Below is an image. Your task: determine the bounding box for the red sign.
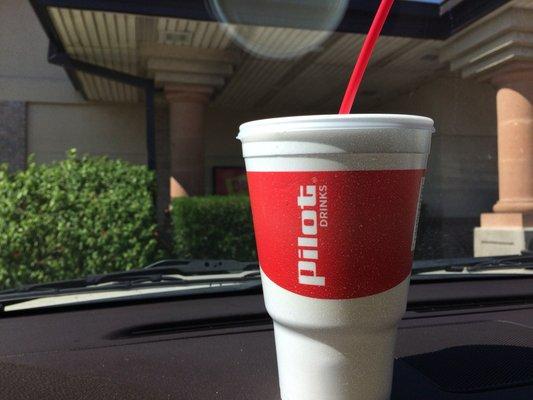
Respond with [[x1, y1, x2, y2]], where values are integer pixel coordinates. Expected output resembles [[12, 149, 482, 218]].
[[247, 170, 424, 300], [213, 167, 248, 195]]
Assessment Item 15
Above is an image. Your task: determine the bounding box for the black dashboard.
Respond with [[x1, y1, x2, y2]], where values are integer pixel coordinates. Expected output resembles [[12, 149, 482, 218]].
[[1, 276, 532, 399]]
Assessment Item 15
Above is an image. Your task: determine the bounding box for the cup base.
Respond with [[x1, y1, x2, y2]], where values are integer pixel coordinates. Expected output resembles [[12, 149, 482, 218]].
[[274, 320, 396, 400]]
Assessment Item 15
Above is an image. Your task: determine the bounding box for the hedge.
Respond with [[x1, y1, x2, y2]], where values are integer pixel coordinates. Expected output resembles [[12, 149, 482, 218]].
[[0, 150, 160, 289], [171, 195, 257, 261]]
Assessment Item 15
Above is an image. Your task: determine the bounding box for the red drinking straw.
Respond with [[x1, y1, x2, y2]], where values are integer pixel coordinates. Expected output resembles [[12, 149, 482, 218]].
[[339, 0, 396, 114]]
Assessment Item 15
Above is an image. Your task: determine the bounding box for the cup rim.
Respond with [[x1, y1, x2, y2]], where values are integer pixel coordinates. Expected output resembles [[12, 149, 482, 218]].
[[238, 113, 434, 142]]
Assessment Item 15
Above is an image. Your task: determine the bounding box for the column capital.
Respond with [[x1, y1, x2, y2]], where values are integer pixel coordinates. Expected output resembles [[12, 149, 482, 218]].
[[164, 84, 213, 104], [440, 6, 533, 81], [145, 49, 236, 97]]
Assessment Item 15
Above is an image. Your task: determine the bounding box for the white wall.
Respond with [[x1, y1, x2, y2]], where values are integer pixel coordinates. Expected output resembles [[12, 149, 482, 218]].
[[0, 0, 82, 103], [374, 76, 499, 218], [28, 103, 147, 165]]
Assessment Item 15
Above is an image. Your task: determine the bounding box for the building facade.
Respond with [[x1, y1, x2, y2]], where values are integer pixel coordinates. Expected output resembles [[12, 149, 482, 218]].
[[1, 0, 532, 257]]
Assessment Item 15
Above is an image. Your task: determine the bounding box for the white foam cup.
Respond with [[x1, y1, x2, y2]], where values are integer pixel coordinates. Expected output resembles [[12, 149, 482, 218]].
[[237, 114, 434, 400]]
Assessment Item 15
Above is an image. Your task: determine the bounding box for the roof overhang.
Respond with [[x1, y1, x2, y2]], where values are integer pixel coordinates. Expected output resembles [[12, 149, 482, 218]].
[[29, 0, 511, 107], [33, 0, 511, 40]]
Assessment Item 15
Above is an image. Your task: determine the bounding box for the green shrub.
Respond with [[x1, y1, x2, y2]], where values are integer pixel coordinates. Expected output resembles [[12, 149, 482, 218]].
[[0, 150, 160, 289], [171, 195, 257, 261]]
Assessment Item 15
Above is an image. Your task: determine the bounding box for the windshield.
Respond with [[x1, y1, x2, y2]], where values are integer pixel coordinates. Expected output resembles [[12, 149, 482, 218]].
[[1, 0, 531, 297]]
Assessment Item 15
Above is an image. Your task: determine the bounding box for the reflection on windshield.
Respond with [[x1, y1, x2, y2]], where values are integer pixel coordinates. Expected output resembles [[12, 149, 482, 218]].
[[0, 0, 531, 291]]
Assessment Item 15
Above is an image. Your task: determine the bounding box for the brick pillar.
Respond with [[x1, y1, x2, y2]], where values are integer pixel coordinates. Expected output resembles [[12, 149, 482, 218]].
[[165, 84, 212, 197], [0, 101, 26, 171]]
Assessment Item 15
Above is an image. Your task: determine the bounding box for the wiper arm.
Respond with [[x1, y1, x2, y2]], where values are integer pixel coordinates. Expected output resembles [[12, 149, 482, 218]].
[[1, 259, 260, 295], [413, 253, 533, 274]]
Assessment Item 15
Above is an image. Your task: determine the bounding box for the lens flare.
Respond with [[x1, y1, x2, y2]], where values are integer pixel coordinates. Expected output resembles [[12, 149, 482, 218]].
[[208, 0, 349, 59]]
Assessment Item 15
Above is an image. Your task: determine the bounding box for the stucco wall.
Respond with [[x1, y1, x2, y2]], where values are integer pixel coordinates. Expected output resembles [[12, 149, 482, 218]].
[[203, 75, 499, 219], [27, 103, 147, 165], [0, 0, 82, 104], [373, 76, 499, 218], [203, 108, 275, 193]]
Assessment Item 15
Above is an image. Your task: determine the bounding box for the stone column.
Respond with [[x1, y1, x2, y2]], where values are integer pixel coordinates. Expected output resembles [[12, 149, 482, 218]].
[[440, 5, 533, 256], [146, 47, 236, 198], [491, 66, 533, 215], [165, 84, 213, 197], [474, 65, 533, 255]]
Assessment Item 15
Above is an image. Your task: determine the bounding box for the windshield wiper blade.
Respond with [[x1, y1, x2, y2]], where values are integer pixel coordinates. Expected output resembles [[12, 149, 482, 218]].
[[1, 260, 261, 295], [413, 253, 533, 274], [449, 254, 533, 272], [143, 259, 260, 274]]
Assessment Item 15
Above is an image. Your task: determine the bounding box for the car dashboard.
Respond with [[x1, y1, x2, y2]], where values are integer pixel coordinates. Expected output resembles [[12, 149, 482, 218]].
[[1, 276, 532, 399]]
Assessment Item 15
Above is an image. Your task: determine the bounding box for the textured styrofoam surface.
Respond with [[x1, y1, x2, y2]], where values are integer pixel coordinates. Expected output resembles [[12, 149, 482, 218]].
[[263, 272, 410, 400], [238, 114, 434, 157], [238, 114, 434, 400]]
